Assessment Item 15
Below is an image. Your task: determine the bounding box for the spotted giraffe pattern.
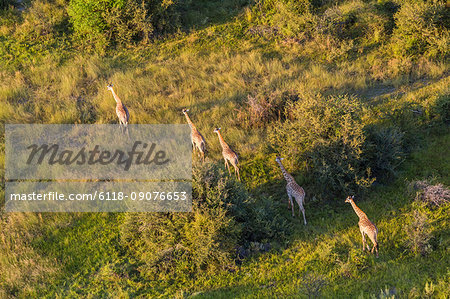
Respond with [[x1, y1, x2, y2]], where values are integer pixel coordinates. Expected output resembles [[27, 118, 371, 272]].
[[345, 196, 379, 257], [183, 109, 207, 161], [214, 128, 240, 181], [275, 157, 307, 225], [107, 84, 129, 134]]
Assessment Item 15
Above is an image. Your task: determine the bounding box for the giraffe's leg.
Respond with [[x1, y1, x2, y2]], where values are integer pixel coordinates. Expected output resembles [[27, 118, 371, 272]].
[[200, 142, 206, 162], [370, 236, 379, 257], [366, 233, 372, 251], [288, 194, 294, 217], [225, 159, 231, 175], [124, 122, 130, 138], [195, 145, 201, 158], [287, 193, 292, 209], [361, 231, 366, 251], [232, 163, 241, 181], [200, 150, 205, 162], [300, 204, 307, 225], [374, 241, 379, 258], [120, 120, 126, 135]]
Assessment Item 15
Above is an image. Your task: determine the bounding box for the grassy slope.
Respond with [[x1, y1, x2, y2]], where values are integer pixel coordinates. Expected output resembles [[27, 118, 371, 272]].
[[0, 0, 449, 298], [193, 133, 450, 298], [9, 131, 448, 298]]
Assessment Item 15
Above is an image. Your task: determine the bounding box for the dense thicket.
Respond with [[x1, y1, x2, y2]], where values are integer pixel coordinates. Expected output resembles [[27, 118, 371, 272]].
[[392, 1, 449, 59], [67, 0, 180, 50], [119, 163, 289, 282]]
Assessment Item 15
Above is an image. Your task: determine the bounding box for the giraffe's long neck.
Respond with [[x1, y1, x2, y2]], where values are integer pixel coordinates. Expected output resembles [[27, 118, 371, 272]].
[[184, 113, 196, 129], [350, 200, 367, 219], [216, 131, 229, 149], [276, 160, 293, 183], [110, 89, 122, 105]]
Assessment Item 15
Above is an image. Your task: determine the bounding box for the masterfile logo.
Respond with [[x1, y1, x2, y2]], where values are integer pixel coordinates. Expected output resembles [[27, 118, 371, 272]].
[[26, 141, 170, 171], [5, 124, 192, 212], [6, 124, 191, 180]]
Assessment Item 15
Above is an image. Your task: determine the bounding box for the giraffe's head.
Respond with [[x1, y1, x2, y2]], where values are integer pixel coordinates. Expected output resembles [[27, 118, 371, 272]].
[[345, 195, 355, 203], [107, 83, 114, 91], [275, 156, 284, 163], [182, 108, 189, 114], [213, 127, 221, 133]]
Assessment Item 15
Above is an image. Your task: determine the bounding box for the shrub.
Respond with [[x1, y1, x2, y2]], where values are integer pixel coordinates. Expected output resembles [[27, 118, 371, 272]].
[[405, 210, 432, 256], [247, 0, 314, 38], [16, 0, 69, 42], [251, 0, 313, 23], [410, 180, 450, 207], [318, 6, 358, 40], [433, 94, 450, 124], [318, 2, 389, 44], [120, 162, 289, 282], [192, 162, 290, 243], [269, 93, 374, 199], [236, 91, 295, 128], [364, 126, 405, 183], [67, 0, 180, 51], [391, 1, 449, 59], [120, 209, 238, 281]]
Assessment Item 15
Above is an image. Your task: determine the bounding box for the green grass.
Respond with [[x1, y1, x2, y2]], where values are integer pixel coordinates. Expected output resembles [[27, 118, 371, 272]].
[[4, 131, 446, 298], [0, 0, 449, 297]]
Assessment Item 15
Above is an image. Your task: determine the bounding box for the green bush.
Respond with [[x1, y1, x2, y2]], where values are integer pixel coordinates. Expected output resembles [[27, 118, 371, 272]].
[[121, 210, 238, 282], [0, 0, 14, 10], [391, 1, 449, 58], [318, 2, 389, 44], [119, 163, 289, 282], [364, 125, 405, 183], [433, 94, 450, 124], [247, 0, 314, 37], [193, 163, 290, 243], [405, 210, 432, 256], [251, 0, 313, 22], [12, 0, 69, 42], [269, 94, 374, 199], [67, 0, 180, 51]]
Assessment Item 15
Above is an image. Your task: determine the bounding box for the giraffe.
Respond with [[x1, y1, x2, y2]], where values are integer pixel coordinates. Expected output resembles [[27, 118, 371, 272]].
[[345, 195, 379, 257], [213, 128, 240, 181], [182, 108, 207, 161], [275, 156, 307, 225], [107, 83, 130, 135]]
